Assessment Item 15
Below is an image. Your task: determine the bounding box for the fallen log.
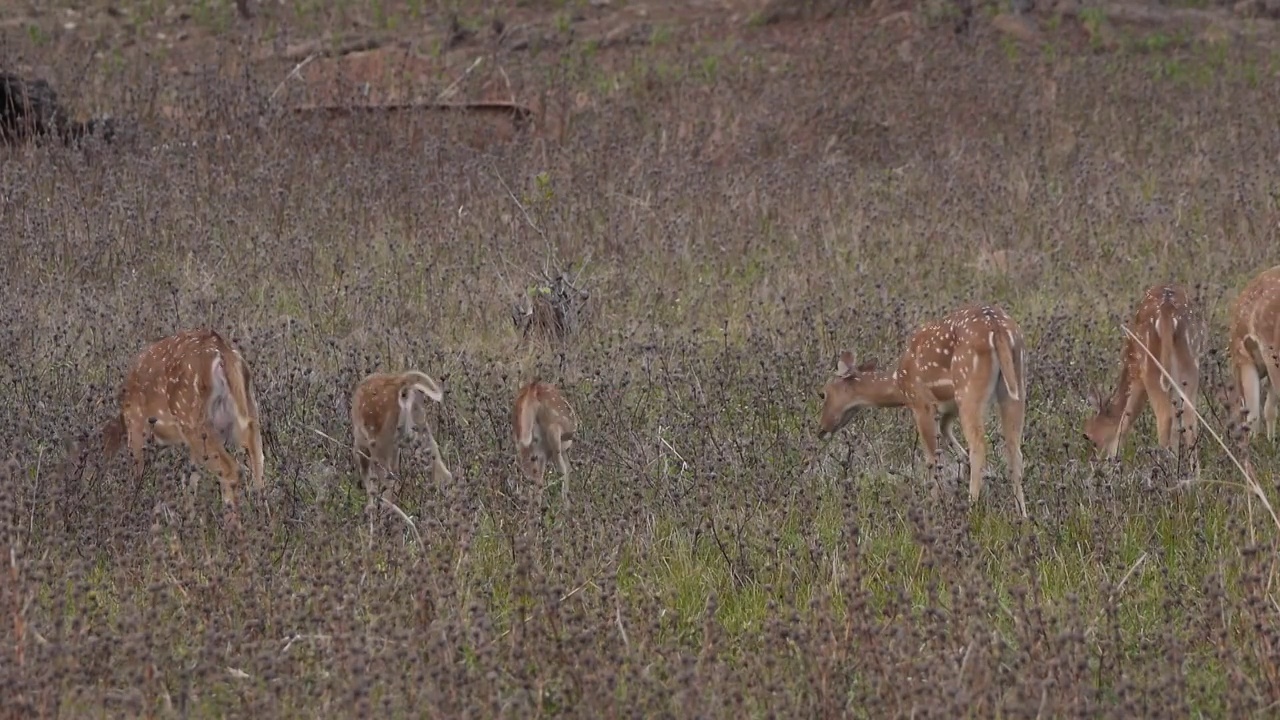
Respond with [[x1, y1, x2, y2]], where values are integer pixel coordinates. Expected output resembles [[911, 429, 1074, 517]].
[[290, 100, 534, 131]]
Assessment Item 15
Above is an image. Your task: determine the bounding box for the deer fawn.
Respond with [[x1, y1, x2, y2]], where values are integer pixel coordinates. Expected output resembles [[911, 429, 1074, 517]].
[[350, 371, 453, 506], [817, 304, 1029, 517], [1084, 284, 1208, 460], [101, 328, 265, 513], [512, 380, 577, 506], [1229, 264, 1280, 443]]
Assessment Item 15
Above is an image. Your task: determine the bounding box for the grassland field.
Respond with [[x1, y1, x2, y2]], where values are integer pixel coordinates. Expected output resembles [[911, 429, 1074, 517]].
[[4, 0, 1280, 717]]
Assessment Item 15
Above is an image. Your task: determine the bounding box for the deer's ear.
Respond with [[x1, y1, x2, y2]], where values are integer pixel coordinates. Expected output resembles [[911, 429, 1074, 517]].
[[836, 350, 857, 378], [857, 359, 878, 373]]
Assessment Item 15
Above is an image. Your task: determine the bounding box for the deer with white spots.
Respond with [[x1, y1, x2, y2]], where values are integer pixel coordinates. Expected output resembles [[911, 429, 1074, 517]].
[[350, 371, 453, 507], [817, 304, 1029, 517], [1083, 284, 1208, 460], [101, 328, 266, 513], [1229, 264, 1280, 443], [512, 380, 577, 507]]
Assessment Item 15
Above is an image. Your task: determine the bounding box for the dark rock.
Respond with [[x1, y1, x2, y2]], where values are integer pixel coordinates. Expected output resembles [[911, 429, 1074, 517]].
[[1, 73, 122, 147]]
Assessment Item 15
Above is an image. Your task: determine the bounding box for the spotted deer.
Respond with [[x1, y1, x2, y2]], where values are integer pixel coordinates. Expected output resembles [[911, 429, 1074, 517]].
[[512, 380, 578, 506], [1229, 264, 1280, 443], [350, 371, 452, 506], [1084, 284, 1208, 460], [101, 328, 265, 512], [817, 304, 1029, 517]]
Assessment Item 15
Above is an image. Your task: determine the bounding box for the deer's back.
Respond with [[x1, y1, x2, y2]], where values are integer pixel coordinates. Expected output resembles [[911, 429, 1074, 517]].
[[352, 374, 402, 437], [1232, 267, 1280, 341]]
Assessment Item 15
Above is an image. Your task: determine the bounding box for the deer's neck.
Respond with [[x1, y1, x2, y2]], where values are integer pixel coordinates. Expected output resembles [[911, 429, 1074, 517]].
[[1102, 358, 1140, 416], [861, 370, 909, 408]]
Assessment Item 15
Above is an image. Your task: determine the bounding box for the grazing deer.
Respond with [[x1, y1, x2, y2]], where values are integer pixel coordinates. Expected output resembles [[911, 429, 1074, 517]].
[[350, 371, 453, 506], [101, 328, 265, 512], [1229, 264, 1280, 443], [1084, 284, 1208, 460], [512, 380, 577, 506], [817, 304, 1029, 517]]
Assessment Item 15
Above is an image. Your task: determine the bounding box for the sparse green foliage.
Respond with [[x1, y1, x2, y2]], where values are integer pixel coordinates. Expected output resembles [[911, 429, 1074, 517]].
[[1080, 6, 1108, 48], [25, 24, 48, 45], [999, 34, 1019, 60]]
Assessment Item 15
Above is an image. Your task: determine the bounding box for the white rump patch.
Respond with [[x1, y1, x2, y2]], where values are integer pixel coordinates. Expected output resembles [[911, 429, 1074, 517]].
[[206, 354, 237, 447]]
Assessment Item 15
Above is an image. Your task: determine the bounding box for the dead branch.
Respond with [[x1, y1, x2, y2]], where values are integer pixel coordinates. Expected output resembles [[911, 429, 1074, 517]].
[[278, 36, 387, 62], [291, 100, 534, 131]]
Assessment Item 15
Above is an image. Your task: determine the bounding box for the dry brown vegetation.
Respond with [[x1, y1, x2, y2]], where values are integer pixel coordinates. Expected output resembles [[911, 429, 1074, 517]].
[[4, 0, 1280, 716]]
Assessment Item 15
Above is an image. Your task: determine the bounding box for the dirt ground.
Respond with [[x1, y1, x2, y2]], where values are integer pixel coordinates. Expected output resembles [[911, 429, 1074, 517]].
[[8, 0, 1277, 151]]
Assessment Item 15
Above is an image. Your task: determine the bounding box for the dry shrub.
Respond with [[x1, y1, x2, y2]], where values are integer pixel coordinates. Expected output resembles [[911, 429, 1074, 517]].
[[512, 271, 592, 347]]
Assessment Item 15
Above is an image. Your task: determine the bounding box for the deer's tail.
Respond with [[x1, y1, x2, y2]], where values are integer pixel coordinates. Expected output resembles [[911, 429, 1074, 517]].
[[400, 371, 444, 403], [206, 335, 265, 481], [514, 387, 539, 448], [1154, 300, 1180, 394], [994, 329, 1023, 402]]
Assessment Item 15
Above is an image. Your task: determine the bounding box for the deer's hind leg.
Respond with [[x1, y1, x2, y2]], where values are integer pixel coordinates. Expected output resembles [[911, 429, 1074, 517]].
[[956, 356, 1000, 508], [1142, 364, 1176, 452], [957, 396, 991, 508], [234, 416, 265, 493], [543, 424, 570, 509], [995, 385, 1028, 519], [1168, 365, 1202, 455], [190, 433, 242, 512]]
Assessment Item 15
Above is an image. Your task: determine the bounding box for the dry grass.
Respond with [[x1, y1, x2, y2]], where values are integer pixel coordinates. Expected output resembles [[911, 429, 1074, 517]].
[[3, 0, 1280, 717]]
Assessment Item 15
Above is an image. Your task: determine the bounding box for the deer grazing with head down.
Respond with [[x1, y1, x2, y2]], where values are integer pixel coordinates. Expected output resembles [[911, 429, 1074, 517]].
[[1083, 284, 1208, 460], [1229, 264, 1280, 443], [817, 304, 1029, 517], [512, 379, 577, 507], [101, 328, 265, 514], [350, 371, 453, 508]]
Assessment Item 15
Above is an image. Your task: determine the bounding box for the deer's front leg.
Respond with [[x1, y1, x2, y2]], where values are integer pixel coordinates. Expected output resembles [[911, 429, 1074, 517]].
[[423, 424, 454, 484], [938, 406, 966, 460], [910, 403, 942, 471], [125, 417, 148, 482], [1236, 359, 1263, 435], [1109, 382, 1149, 460], [1265, 379, 1278, 442], [353, 443, 370, 483], [190, 436, 241, 512], [546, 425, 568, 510]]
